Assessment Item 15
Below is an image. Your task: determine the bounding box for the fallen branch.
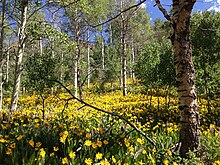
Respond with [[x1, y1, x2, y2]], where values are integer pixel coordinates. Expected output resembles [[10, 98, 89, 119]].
[[53, 80, 156, 146]]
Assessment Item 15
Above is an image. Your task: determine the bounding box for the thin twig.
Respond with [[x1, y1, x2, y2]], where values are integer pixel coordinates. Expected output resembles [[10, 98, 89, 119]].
[[77, 104, 86, 111]]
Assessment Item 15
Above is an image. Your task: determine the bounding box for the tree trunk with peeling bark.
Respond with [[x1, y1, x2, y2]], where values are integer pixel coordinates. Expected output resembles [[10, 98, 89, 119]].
[[10, 0, 28, 111], [172, 1, 200, 157], [155, 0, 200, 157]]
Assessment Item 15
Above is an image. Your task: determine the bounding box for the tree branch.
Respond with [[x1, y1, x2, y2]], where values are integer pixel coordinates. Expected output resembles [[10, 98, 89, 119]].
[[53, 80, 156, 146], [27, 0, 53, 21], [48, 0, 81, 15], [198, 27, 219, 32], [89, 0, 147, 28], [154, 0, 171, 21]]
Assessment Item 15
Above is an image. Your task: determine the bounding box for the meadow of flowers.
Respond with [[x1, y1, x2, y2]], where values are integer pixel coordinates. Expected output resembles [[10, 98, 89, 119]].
[[0, 82, 220, 165]]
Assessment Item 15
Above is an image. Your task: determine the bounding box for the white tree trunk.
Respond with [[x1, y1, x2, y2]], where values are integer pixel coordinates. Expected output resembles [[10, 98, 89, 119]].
[[39, 37, 43, 56], [74, 23, 80, 98], [121, 36, 127, 96], [109, 23, 113, 45], [131, 40, 135, 80], [74, 56, 78, 97], [6, 46, 9, 84], [10, 0, 28, 111], [101, 26, 105, 70], [60, 52, 64, 82], [87, 31, 90, 88], [0, 0, 6, 111], [121, 0, 127, 96]]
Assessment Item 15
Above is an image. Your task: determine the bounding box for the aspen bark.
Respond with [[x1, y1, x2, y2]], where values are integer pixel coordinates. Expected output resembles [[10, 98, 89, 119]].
[[0, 0, 6, 111], [74, 51, 78, 98], [6, 47, 9, 84], [87, 31, 90, 88], [171, 0, 200, 157], [155, 0, 200, 157], [101, 26, 105, 70], [39, 37, 43, 56], [109, 23, 113, 45], [121, 1, 127, 96], [74, 23, 80, 98], [10, 0, 28, 111], [60, 52, 64, 82], [131, 39, 135, 80]]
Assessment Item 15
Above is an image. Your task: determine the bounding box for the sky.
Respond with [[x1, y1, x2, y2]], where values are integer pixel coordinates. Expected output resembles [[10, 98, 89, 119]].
[[139, 0, 220, 22]]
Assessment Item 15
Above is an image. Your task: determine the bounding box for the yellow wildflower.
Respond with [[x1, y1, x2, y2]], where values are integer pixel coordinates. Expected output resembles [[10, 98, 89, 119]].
[[112, 155, 116, 163], [60, 136, 66, 143], [124, 138, 130, 147], [149, 153, 155, 165], [100, 159, 111, 165], [213, 160, 220, 165], [62, 157, 68, 164], [152, 147, 156, 153], [16, 135, 23, 141], [86, 133, 91, 138], [142, 149, 147, 154], [96, 152, 103, 160], [39, 148, 46, 158], [85, 158, 93, 165], [167, 127, 173, 133], [139, 160, 144, 165], [152, 125, 159, 131], [129, 146, 134, 153], [167, 149, 172, 156], [29, 140, 35, 147], [53, 146, 59, 151], [36, 142, 42, 148], [163, 159, 169, 165], [50, 152, 55, 157], [137, 138, 144, 145], [34, 119, 39, 123], [60, 131, 68, 143], [6, 147, 12, 155], [97, 139, 102, 147], [84, 140, 92, 146], [35, 123, 40, 128], [103, 140, 108, 145], [69, 151, 76, 159], [0, 137, 6, 143], [210, 124, 215, 129], [10, 143, 16, 149], [92, 143, 97, 148]]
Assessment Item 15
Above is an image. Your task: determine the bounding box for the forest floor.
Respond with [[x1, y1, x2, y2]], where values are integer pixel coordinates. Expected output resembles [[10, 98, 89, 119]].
[[0, 81, 220, 164]]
